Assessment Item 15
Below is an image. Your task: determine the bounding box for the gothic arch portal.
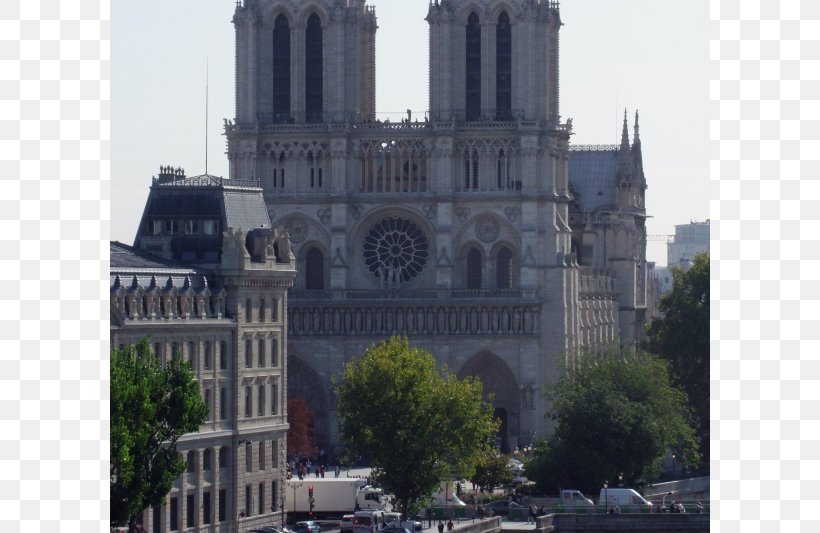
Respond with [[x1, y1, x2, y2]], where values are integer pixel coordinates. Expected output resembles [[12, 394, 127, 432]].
[[287, 356, 331, 453], [457, 351, 520, 452]]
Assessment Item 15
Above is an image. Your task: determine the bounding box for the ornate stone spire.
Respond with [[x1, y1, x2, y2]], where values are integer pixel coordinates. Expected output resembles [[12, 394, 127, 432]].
[[616, 108, 633, 181], [632, 110, 645, 185]]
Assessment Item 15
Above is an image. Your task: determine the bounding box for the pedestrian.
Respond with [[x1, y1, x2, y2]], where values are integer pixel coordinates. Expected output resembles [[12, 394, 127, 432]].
[[614, 505, 621, 514], [446, 519, 453, 531], [528, 504, 536, 524], [696, 501, 704, 513], [437, 521, 444, 533]]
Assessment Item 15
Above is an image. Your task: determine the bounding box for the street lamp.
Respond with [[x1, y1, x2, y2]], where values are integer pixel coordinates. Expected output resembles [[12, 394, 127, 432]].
[[603, 481, 608, 514], [671, 454, 676, 477], [618, 473, 623, 487]]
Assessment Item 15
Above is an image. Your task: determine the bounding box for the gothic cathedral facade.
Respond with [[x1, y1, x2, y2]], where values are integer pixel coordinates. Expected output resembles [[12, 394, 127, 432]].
[[226, 0, 649, 453]]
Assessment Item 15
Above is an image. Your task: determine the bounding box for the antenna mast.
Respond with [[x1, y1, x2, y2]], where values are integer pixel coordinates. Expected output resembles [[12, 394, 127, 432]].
[[205, 59, 209, 175]]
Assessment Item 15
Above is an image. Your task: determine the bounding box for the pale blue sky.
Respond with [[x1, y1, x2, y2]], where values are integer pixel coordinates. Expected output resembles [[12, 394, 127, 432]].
[[112, 0, 709, 265]]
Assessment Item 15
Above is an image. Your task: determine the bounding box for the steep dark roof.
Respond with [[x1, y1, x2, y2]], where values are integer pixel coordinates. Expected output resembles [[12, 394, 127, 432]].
[[568, 146, 618, 212], [223, 189, 270, 230], [110, 241, 212, 290]]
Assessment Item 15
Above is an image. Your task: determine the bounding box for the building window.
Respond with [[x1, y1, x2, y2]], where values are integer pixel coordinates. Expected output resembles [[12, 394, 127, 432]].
[[186, 451, 195, 473], [305, 248, 324, 290], [272, 440, 279, 467], [271, 338, 278, 367], [245, 339, 252, 368], [245, 298, 252, 322], [219, 489, 226, 522], [465, 11, 481, 121], [203, 448, 211, 471], [272, 481, 279, 513], [184, 220, 198, 235], [220, 387, 227, 420], [187, 342, 196, 370], [467, 248, 483, 289], [271, 298, 278, 321], [258, 384, 266, 417], [259, 298, 266, 322], [153, 505, 161, 533], [220, 341, 228, 370], [259, 482, 265, 515], [305, 13, 323, 123], [203, 220, 217, 235], [186, 494, 194, 528], [258, 339, 265, 367], [246, 442, 252, 472], [245, 485, 252, 516], [496, 11, 512, 120], [496, 247, 513, 289], [245, 387, 252, 418], [496, 149, 511, 189], [272, 14, 291, 122], [463, 149, 479, 190], [169, 497, 178, 531], [203, 491, 211, 525], [271, 382, 278, 415], [218, 446, 228, 469], [204, 341, 211, 370], [204, 389, 211, 420], [259, 441, 266, 470]]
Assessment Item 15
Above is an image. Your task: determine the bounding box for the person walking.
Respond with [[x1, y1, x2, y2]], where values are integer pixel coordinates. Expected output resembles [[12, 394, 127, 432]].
[[437, 521, 444, 533], [446, 519, 453, 531]]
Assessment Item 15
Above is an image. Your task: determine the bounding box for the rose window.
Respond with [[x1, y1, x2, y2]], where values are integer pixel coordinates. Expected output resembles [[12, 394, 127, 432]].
[[362, 217, 429, 286]]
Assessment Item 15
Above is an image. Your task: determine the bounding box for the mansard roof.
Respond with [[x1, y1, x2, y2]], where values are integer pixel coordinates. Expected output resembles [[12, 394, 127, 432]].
[[110, 241, 213, 291], [567, 145, 618, 213]]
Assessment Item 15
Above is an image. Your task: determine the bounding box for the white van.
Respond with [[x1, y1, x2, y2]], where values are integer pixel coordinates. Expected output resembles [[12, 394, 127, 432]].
[[598, 488, 653, 509]]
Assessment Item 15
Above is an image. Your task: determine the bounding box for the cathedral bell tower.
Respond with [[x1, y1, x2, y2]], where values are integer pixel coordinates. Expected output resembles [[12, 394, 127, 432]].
[[229, 0, 377, 180], [426, 0, 562, 122]]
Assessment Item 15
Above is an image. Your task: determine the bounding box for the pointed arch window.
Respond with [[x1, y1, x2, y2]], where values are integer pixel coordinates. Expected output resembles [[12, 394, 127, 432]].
[[466, 248, 483, 289], [496, 247, 513, 289], [305, 13, 323, 123], [496, 12, 512, 120], [496, 148, 511, 189], [463, 149, 479, 190], [305, 248, 325, 290], [465, 12, 481, 121], [272, 14, 291, 122]]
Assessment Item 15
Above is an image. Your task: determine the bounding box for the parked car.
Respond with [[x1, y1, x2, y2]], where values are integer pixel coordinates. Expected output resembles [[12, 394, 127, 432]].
[[340, 514, 355, 533], [294, 521, 321, 533], [381, 527, 411, 533], [483, 500, 525, 516]]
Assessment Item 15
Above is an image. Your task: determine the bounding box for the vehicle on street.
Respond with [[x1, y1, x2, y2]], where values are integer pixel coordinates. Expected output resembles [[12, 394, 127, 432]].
[[598, 488, 653, 510], [340, 514, 355, 533], [353, 509, 387, 533], [381, 527, 411, 533], [294, 521, 321, 533], [483, 500, 525, 516], [559, 490, 595, 509], [286, 478, 386, 519]]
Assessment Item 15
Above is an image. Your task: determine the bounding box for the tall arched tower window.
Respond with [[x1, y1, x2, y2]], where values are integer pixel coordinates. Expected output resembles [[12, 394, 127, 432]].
[[272, 14, 291, 122], [305, 247, 324, 290], [496, 12, 512, 120], [496, 247, 513, 289], [466, 248, 483, 289], [465, 12, 481, 121], [305, 13, 323, 123]]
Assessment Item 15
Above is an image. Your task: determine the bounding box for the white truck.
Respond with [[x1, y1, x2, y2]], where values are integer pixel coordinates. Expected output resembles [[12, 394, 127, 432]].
[[286, 478, 386, 519]]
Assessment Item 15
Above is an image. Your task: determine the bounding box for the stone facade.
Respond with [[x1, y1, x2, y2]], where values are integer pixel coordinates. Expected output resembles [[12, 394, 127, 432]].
[[224, 0, 648, 455], [111, 175, 296, 533]]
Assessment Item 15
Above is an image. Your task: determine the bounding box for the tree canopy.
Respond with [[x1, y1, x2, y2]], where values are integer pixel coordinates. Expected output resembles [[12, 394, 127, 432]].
[[645, 251, 709, 469], [335, 336, 499, 518], [525, 348, 700, 495], [111, 338, 208, 533], [470, 453, 514, 493]]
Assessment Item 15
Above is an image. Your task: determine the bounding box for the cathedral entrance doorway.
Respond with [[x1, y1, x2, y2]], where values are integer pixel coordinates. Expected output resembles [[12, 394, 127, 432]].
[[458, 351, 520, 453], [287, 357, 331, 456]]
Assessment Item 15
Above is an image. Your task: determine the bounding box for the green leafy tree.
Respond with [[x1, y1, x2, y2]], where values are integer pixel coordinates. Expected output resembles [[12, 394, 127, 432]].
[[526, 348, 699, 495], [470, 454, 514, 493], [646, 251, 709, 469], [335, 336, 499, 518], [111, 338, 208, 533]]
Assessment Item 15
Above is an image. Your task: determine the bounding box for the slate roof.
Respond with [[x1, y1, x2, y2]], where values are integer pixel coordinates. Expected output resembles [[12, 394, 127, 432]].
[[567, 146, 618, 213], [223, 189, 270, 230], [110, 241, 213, 291]]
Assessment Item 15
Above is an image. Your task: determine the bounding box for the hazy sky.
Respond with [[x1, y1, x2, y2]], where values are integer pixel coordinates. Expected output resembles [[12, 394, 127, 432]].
[[112, 0, 709, 266]]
